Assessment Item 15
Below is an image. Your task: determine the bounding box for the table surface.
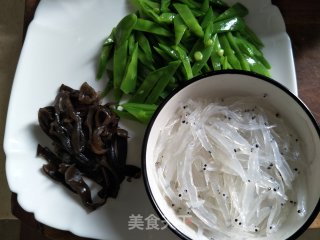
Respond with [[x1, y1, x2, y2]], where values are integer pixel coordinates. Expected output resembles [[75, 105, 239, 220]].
[[12, 0, 320, 239]]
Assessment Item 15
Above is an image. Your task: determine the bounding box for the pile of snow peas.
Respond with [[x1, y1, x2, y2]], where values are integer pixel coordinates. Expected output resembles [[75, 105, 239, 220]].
[[96, 0, 271, 123]]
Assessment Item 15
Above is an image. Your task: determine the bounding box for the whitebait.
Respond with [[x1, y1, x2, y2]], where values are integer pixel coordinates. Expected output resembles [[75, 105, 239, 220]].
[[154, 96, 307, 239]]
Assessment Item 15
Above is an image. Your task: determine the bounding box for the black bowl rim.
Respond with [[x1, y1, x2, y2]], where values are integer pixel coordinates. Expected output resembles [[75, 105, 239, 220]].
[[141, 69, 320, 240]]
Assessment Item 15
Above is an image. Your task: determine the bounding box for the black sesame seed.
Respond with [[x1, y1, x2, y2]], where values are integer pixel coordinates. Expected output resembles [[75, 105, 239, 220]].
[[172, 204, 175, 207], [267, 167, 271, 170], [178, 194, 182, 197], [184, 189, 188, 193], [290, 200, 293, 204], [295, 138, 299, 142], [248, 180, 251, 182], [203, 167, 206, 171], [255, 144, 259, 148], [270, 163, 273, 167], [255, 229, 258, 232], [235, 219, 238, 222], [252, 116, 256, 120], [223, 193, 226, 197], [275, 113, 280, 117], [234, 149, 237, 153], [239, 222, 242, 225], [182, 120, 186, 123], [228, 117, 231, 120], [273, 188, 277, 192], [204, 164, 207, 167], [294, 168, 298, 171], [298, 210, 301, 213], [208, 151, 212, 154], [270, 226, 272, 229]]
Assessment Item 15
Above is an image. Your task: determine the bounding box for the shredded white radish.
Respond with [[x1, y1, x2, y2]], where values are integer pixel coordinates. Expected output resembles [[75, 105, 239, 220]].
[[154, 96, 307, 239]]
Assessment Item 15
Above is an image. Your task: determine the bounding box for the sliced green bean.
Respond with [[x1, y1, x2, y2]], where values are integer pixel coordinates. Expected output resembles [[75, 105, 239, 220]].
[[136, 31, 153, 62], [159, 12, 176, 24], [226, 32, 250, 71], [131, 61, 180, 103], [128, 34, 136, 55], [242, 26, 264, 49], [218, 33, 241, 69], [114, 14, 137, 44], [161, 0, 171, 12], [137, 47, 155, 71], [210, 33, 222, 70], [95, 0, 271, 122], [210, 0, 229, 10], [120, 103, 158, 123], [103, 28, 116, 46], [174, 45, 193, 80], [201, 0, 210, 12], [133, 18, 172, 36], [145, 60, 181, 104], [214, 3, 248, 22], [121, 43, 139, 94], [137, 0, 161, 23], [154, 46, 172, 62], [113, 40, 128, 101], [243, 54, 270, 77], [212, 17, 246, 33], [192, 42, 214, 75], [173, 15, 187, 45], [96, 44, 114, 80], [173, 3, 204, 37], [97, 29, 116, 79], [200, 7, 214, 29], [158, 43, 179, 60]]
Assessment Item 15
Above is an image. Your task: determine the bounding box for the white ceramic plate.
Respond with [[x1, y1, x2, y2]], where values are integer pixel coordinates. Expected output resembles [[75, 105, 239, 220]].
[[4, 0, 297, 239]]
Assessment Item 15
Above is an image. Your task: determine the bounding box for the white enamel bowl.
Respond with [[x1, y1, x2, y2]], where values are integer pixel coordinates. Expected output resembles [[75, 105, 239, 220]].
[[142, 71, 320, 240]]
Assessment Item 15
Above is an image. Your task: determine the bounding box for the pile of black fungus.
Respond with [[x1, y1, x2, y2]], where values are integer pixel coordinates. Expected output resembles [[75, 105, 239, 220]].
[[37, 82, 141, 210]]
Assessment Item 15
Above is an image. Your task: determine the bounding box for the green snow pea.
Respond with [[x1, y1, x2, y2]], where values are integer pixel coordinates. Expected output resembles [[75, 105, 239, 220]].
[[121, 43, 139, 94], [161, 0, 171, 12], [120, 103, 158, 123], [145, 60, 181, 104], [133, 18, 172, 36], [192, 41, 214, 75], [210, 33, 222, 70], [214, 3, 248, 22], [243, 54, 270, 77], [173, 15, 187, 45], [212, 17, 246, 33], [158, 43, 179, 60], [219, 33, 241, 69], [226, 32, 250, 71], [174, 45, 193, 80], [131, 60, 181, 103], [114, 14, 137, 44], [113, 40, 128, 101], [96, 29, 115, 79], [173, 3, 204, 37]]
